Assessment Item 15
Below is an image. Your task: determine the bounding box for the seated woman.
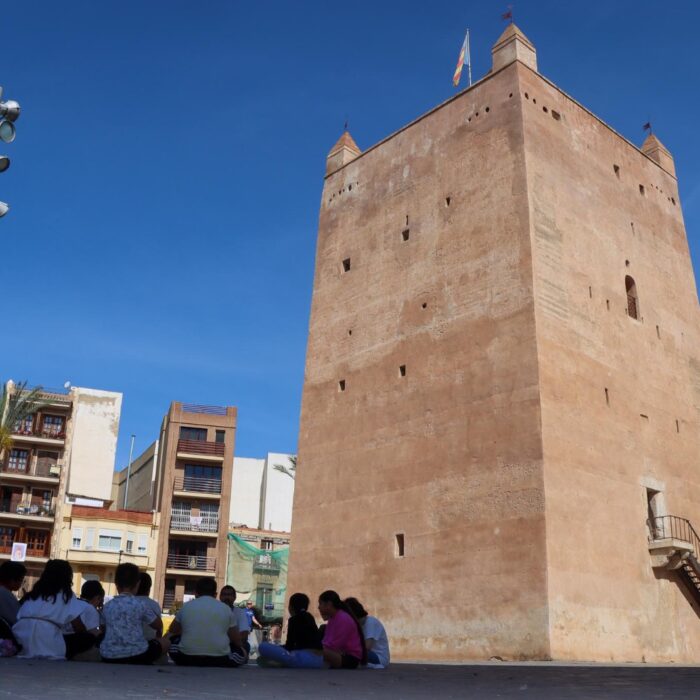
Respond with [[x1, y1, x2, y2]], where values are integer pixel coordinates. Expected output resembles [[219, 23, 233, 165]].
[[258, 592, 323, 668], [344, 597, 390, 668], [13, 560, 87, 660], [318, 590, 366, 669]]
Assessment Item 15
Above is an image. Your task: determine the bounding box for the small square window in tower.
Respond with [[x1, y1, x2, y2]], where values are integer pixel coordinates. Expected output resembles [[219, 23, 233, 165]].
[[395, 533, 405, 558], [402, 228, 410, 242], [342, 258, 351, 273], [399, 365, 407, 377]]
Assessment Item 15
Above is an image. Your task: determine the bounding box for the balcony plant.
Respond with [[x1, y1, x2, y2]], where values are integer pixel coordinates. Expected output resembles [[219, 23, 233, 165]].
[[0, 381, 49, 464]]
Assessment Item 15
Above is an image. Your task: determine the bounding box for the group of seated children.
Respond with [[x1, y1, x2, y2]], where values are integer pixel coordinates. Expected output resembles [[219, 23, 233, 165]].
[[257, 590, 390, 669], [1, 558, 390, 669]]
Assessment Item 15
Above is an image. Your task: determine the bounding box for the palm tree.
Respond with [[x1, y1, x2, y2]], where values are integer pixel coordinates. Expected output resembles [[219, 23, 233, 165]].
[[273, 454, 297, 480], [0, 381, 48, 464]]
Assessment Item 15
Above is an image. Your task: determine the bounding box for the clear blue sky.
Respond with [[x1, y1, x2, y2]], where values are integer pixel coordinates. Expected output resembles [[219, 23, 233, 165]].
[[2, 1, 699, 471]]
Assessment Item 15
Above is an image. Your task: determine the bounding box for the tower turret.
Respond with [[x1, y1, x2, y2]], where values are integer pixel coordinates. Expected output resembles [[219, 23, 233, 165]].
[[326, 130, 361, 176], [641, 133, 676, 178], [491, 23, 537, 73]]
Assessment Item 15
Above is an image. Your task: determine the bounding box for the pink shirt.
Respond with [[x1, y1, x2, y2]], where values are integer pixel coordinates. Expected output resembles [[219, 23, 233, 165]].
[[322, 609, 363, 659]]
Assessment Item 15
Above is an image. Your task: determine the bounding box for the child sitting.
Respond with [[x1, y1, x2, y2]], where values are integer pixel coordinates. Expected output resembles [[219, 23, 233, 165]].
[[100, 563, 168, 664], [63, 579, 105, 659]]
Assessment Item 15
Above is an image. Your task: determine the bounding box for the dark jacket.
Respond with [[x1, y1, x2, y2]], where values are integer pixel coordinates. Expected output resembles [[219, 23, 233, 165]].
[[284, 610, 322, 651]]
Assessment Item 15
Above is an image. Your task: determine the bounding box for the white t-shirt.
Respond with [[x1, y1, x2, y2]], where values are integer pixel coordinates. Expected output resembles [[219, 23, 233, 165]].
[[61, 599, 101, 634], [13, 594, 84, 660], [175, 596, 236, 656], [363, 615, 390, 668], [101, 594, 156, 659], [138, 596, 162, 640]]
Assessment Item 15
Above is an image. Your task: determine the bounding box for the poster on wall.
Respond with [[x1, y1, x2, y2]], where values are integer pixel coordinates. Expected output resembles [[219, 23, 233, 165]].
[[11, 543, 27, 562]]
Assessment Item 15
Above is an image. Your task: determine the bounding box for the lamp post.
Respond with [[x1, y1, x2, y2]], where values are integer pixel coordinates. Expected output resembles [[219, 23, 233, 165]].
[[123, 434, 136, 509]]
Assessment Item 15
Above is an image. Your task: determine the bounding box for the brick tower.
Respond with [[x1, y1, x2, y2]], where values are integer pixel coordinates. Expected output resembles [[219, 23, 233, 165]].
[[287, 24, 700, 662]]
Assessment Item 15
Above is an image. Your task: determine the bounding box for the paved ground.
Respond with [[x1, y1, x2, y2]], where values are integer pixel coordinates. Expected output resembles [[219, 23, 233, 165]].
[[1, 659, 700, 699]]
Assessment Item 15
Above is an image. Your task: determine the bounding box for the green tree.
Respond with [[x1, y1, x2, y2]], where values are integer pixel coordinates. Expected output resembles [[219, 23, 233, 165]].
[[273, 454, 297, 480], [0, 381, 48, 463]]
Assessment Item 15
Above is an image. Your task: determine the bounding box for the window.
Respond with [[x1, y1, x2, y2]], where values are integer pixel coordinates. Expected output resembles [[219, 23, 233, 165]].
[[85, 528, 95, 549], [98, 529, 122, 551], [625, 275, 639, 320], [261, 539, 274, 551], [7, 449, 29, 472], [138, 534, 148, 555], [0, 526, 16, 549], [126, 532, 135, 553], [402, 228, 410, 242], [36, 451, 59, 477], [179, 427, 207, 441], [338, 380, 346, 392], [26, 529, 48, 556], [342, 258, 351, 273], [395, 533, 405, 558], [399, 365, 407, 377], [613, 164, 620, 178], [215, 430, 225, 444], [13, 415, 33, 435], [41, 415, 65, 438], [72, 528, 83, 549]]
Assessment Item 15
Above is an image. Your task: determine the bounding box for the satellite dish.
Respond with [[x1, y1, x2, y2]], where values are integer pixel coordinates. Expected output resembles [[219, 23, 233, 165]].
[[63, 381, 71, 389]]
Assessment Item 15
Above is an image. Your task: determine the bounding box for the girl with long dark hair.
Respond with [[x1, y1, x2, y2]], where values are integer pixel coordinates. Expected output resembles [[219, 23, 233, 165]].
[[13, 559, 86, 659], [317, 590, 366, 669]]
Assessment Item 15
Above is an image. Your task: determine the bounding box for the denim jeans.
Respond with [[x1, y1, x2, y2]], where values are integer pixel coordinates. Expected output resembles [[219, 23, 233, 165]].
[[258, 642, 324, 669]]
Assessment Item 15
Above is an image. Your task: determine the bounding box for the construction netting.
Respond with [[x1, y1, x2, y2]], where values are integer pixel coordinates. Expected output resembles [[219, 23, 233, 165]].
[[226, 533, 288, 622]]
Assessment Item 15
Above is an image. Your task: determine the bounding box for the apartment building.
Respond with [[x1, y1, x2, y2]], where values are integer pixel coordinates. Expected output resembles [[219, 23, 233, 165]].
[[58, 504, 159, 596], [0, 382, 122, 584], [114, 402, 236, 609]]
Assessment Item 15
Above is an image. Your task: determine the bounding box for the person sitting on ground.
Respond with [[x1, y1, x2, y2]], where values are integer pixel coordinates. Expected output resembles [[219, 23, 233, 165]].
[[167, 577, 242, 667], [100, 563, 168, 664], [257, 592, 323, 668], [63, 579, 105, 660], [0, 561, 26, 630], [136, 572, 162, 641], [219, 584, 250, 663], [318, 590, 366, 669], [12, 559, 86, 660], [344, 597, 390, 669]]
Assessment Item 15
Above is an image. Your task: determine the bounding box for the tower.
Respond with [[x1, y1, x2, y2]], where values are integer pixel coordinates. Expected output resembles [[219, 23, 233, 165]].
[[287, 25, 700, 662]]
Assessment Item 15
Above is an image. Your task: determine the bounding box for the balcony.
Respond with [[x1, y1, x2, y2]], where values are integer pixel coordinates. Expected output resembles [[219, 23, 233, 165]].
[[0, 503, 55, 522], [12, 426, 66, 446], [173, 475, 222, 497], [170, 515, 220, 536], [166, 553, 216, 573], [1, 459, 61, 484], [176, 439, 225, 462], [253, 553, 282, 575]]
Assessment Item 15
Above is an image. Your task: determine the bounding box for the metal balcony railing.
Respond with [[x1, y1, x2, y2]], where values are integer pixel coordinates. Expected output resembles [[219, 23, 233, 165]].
[[1, 459, 61, 479], [166, 554, 216, 571], [253, 553, 282, 574], [176, 439, 225, 456], [648, 515, 700, 552], [170, 516, 219, 533], [11, 426, 66, 440], [173, 475, 222, 494], [0, 503, 55, 518]]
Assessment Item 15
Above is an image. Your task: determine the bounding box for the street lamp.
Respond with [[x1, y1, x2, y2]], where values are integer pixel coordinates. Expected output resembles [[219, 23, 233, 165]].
[[0, 86, 21, 216]]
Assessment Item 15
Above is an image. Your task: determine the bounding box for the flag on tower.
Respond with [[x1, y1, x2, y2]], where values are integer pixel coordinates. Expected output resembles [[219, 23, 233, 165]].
[[643, 121, 652, 132], [453, 31, 470, 87]]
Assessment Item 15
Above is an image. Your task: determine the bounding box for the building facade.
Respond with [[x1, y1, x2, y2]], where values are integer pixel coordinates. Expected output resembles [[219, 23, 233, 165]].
[[287, 25, 700, 662], [0, 382, 122, 585], [229, 452, 295, 532], [115, 402, 237, 610], [58, 504, 158, 597]]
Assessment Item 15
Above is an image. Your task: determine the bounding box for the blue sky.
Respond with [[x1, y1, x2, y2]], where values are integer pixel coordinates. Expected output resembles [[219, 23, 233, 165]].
[[2, 1, 699, 471]]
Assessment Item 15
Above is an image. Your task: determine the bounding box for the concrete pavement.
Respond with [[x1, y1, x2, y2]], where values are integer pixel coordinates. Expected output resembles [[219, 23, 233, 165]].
[[1, 659, 699, 699]]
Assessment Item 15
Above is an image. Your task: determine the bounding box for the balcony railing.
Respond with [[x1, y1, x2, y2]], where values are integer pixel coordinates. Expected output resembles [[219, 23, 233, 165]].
[[182, 404, 227, 416], [0, 503, 55, 518], [173, 475, 222, 494], [12, 426, 66, 440], [176, 439, 225, 457], [166, 554, 216, 572], [170, 516, 220, 533], [1, 459, 61, 479], [0, 543, 50, 558], [253, 553, 282, 574], [648, 515, 700, 552]]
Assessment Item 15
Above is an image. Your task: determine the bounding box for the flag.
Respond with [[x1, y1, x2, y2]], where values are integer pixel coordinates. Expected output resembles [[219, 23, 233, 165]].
[[643, 122, 652, 132], [502, 9, 513, 21], [453, 33, 468, 87]]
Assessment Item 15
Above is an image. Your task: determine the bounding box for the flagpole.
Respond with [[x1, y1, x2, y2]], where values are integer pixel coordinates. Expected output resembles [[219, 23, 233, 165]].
[[466, 29, 472, 87]]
